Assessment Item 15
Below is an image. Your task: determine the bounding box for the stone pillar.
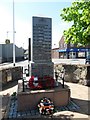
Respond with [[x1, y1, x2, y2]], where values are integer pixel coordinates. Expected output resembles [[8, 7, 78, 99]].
[[31, 16, 54, 78]]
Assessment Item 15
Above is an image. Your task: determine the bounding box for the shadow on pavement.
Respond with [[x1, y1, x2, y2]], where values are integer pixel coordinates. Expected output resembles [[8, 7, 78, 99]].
[[1, 95, 10, 119], [2, 81, 18, 91], [71, 97, 90, 116]]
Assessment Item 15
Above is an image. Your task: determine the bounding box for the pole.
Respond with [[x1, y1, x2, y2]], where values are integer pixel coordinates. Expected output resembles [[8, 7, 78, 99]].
[[7, 31, 9, 39], [28, 38, 31, 76], [13, 0, 15, 66]]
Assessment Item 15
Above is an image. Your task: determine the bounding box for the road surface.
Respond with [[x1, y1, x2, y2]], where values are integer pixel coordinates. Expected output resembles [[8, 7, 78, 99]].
[[0, 59, 86, 69]]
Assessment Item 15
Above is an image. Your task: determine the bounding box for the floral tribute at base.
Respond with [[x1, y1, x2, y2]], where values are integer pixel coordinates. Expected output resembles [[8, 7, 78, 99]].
[[28, 76, 55, 90], [38, 97, 54, 115]]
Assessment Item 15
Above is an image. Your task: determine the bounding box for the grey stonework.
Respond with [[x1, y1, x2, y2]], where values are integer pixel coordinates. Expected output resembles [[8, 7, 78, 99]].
[[31, 62, 54, 77], [31, 16, 53, 78], [54, 64, 90, 86], [32, 16, 52, 63], [0, 66, 23, 85]]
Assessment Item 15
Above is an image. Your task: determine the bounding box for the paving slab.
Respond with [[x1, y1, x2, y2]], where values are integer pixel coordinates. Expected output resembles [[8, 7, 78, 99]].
[[0, 81, 90, 119]]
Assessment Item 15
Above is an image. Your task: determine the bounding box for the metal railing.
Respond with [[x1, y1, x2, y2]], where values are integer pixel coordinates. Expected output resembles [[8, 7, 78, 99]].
[[55, 70, 65, 88], [22, 69, 65, 92]]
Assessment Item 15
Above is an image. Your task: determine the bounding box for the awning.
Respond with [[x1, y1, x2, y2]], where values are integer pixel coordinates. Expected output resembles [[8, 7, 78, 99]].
[[57, 48, 90, 52]]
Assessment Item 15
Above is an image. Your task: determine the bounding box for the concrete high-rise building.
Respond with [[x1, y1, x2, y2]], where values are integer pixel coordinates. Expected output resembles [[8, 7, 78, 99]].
[[31, 16, 54, 77]]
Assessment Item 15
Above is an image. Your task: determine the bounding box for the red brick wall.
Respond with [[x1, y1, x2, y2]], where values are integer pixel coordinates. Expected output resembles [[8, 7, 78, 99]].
[[52, 48, 59, 58]]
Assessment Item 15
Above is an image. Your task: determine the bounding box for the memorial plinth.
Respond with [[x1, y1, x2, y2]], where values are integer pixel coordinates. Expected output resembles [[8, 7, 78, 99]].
[[17, 85, 70, 111]]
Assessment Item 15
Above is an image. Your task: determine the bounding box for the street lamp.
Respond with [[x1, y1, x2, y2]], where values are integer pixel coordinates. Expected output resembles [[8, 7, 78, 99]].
[[13, 0, 15, 66]]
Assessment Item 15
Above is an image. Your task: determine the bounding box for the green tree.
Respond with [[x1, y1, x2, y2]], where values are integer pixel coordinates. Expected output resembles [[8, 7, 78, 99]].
[[60, 0, 90, 46]]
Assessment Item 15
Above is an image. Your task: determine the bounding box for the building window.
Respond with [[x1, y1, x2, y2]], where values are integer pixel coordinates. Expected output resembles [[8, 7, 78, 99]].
[[78, 52, 85, 57]]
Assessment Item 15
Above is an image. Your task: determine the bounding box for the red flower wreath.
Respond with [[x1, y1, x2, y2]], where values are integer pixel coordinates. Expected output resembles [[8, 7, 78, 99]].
[[28, 76, 42, 90], [43, 76, 54, 88], [28, 76, 55, 90]]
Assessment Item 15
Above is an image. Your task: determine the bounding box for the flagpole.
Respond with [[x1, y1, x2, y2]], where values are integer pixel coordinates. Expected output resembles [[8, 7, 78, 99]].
[[13, 0, 15, 66]]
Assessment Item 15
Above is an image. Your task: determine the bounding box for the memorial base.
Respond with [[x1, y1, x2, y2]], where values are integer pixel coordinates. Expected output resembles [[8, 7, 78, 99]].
[[17, 85, 70, 111]]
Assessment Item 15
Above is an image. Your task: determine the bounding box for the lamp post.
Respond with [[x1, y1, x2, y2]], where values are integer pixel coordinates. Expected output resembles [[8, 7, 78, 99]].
[[13, 0, 15, 66]]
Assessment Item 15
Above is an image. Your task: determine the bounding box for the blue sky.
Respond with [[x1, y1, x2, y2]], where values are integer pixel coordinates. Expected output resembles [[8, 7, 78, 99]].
[[0, 0, 72, 49]]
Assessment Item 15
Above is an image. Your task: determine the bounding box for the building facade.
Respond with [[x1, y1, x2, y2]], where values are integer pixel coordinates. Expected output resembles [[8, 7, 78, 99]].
[[58, 36, 90, 59], [52, 48, 59, 59], [0, 43, 24, 63]]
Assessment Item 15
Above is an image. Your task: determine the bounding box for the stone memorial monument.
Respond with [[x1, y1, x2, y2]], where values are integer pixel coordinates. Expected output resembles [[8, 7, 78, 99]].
[[17, 16, 70, 112], [31, 16, 54, 78]]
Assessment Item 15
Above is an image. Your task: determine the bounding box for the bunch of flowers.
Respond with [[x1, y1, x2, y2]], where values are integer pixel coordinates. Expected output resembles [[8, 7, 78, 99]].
[[39, 76, 55, 89], [28, 76, 55, 90], [38, 97, 54, 115], [28, 76, 42, 90]]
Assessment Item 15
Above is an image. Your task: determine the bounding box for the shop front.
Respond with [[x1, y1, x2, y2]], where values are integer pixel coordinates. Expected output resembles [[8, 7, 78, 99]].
[[58, 48, 90, 59]]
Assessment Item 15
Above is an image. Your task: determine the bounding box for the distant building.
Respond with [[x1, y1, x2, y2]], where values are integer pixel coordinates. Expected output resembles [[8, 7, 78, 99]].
[[58, 36, 90, 59], [52, 48, 59, 59], [0, 43, 24, 63]]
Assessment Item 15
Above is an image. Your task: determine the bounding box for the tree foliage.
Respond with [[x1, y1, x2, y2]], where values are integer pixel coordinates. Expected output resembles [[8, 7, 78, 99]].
[[60, 0, 90, 46]]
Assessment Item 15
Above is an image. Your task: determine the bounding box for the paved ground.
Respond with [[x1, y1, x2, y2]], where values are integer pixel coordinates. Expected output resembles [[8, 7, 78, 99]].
[[0, 81, 90, 120], [54, 82, 90, 119]]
